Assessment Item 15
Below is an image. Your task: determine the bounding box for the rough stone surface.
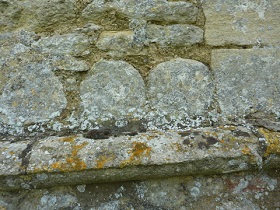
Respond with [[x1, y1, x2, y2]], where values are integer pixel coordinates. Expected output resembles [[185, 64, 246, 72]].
[[31, 33, 91, 57], [0, 170, 279, 209], [203, 0, 280, 46], [0, 0, 76, 32], [147, 58, 213, 129], [80, 60, 146, 129], [0, 62, 67, 134], [1, 126, 271, 190], [96, 31, 139, 57], [82, 0, 198, 24], [1, 0, 280, 209], [146, 24, 204, 47], [213, 49, 280, 118]]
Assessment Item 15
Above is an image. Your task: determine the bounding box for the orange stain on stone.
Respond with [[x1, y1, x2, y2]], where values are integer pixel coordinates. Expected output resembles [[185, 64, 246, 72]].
[[50, 136, 88, 172], [121, 141, 152, 167]]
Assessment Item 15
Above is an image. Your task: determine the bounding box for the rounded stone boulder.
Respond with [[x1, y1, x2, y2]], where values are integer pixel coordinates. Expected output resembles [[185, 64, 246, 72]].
[[147, 58, 213, 126], [80, 60, 146, 124]]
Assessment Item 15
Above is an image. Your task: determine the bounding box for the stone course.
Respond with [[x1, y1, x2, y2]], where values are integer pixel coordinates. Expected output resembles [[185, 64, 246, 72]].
[[0, 0, 280, 209]]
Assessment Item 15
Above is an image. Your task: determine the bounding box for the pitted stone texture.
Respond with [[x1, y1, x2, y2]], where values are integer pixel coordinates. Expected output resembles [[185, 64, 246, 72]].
[[202, 0, 280, 46], [22, 0, 76, 31], [146, 24, 203, 47], [116, 0, 198, 23], [213, 49, 280, 117], [80, 60, 146, 126], [0, 171, 279, 209], [96, 31, 139, 57], [147, 58, 213, 129], [82, 0, 198, 24], [0, 141, 29, 176], [0, 0, 22, 31], [32, 33, 91, 57], [0, 62, 67, 132], [0, 126, 265, 190]]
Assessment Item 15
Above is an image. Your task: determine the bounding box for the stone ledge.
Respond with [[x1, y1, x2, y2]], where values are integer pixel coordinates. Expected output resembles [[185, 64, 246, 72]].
[[0, 126, 279, 191]]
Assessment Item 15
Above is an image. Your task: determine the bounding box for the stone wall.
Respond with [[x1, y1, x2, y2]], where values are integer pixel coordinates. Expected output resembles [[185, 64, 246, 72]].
[[0, 0, 279, 209]]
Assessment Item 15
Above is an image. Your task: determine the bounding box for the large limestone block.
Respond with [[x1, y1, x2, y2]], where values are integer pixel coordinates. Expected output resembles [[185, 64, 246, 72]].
[[0, 126, 270, 190], [80, 60, 146, 126], [82, 0, 198, 24], [202, 0, 280, 46], [213, 49, 280, 117], [146, 24, 203, 47], [147, 58, 213, 128]]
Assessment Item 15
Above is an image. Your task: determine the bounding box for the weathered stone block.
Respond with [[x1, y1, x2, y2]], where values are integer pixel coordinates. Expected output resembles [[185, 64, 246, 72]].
[[146, 24, 203, 47], [31, 33, 91, 57], [80, 60, 146, 128], [0, 141, 29, 176], [82, 0, 198, 24], [0, 127, 266, 190], [0, 0, 22, 31], [0, 63, 67, 133], [212, 49, 280, 117], [116, 0, 198, 23], [147, 58, 213, 129], [22, 0, 76, 31], [202, 0, 280, 46], [96, 31, 139, 57]]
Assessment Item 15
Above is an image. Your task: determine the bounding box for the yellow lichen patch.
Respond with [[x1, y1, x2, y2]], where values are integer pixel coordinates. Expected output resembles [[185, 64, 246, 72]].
[[242, 145, 251, 155], [171, 142, 186, 152], [61, 136, 76, 143], [120, 141, 152, 167], [50, 137, 88, 172], [95, 155, 115, 169], [259, 128, 280, 157]]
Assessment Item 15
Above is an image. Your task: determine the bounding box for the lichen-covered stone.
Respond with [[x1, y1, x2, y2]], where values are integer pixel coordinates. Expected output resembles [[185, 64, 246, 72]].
[[0, 31, 68, 134], [22, 0, 77, 31], [147, 58, 213, 129], [0, 62, 67, 133], [31, 33, 91, 57], [0, 141, 30, 176], [116, 0, 198, 23], [202, 0, 280, 46], [0, 170, 279, 209], [96, 31, 139, 57], [0, 0, 22, 31], [0, 126, 266, 190], [80, 60, 146, 128], [82, 0, 198, 24], [146, 24, 203, 47], [212, 49, 280, 118]]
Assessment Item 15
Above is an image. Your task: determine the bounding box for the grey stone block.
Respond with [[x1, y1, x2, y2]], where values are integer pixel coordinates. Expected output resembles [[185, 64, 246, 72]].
[[212, 49, 280, 117], [0, 63, 67, 133], [203, 0, 280, 46], [80, 60, 146, 128], [147, 58, 213, 129], [82, 0, 198, 24], [146, 24, 203, 47], [96, 31, 139, 57], [31, 33, 91, 57]]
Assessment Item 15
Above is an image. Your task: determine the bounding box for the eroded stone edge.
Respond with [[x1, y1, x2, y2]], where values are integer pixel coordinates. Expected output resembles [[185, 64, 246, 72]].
[[0, 127, 279, 191]]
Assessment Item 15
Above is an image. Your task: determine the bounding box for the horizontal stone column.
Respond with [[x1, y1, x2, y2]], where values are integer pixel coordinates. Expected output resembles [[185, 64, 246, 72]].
[[1, 126, 279, 191]]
